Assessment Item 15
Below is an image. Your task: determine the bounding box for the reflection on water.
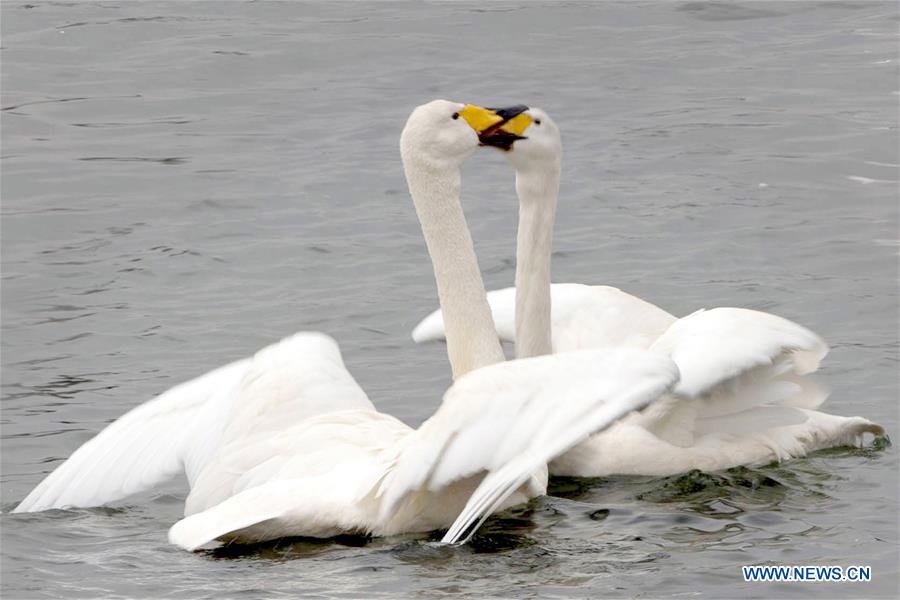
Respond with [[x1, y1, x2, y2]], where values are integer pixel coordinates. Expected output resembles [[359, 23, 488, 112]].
[[2, 0, 898, 598]]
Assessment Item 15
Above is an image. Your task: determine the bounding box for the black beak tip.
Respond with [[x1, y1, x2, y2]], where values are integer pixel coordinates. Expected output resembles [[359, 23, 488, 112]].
[[485, 104, 529, 121]]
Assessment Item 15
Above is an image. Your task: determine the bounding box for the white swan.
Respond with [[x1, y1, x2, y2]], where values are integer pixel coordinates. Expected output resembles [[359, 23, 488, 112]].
[[12, 100, 681, 550], [413, 106, 885, 477]]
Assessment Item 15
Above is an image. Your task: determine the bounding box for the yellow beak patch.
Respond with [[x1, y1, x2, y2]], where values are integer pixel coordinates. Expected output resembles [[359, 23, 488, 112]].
[[498, 113, 533, 136], [458, 105, 503, 133]]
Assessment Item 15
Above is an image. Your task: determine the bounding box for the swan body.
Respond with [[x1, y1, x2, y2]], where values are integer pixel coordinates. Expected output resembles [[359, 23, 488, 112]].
[[413, 107, 885, 477], [14, 100, 682, 551]]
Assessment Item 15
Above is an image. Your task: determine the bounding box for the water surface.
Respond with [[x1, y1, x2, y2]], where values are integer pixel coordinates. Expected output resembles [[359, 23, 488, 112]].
[[2, 1, 898, 598]]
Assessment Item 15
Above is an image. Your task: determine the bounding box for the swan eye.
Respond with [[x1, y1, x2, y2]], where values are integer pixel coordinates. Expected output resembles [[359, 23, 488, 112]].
[[534, 119, 542, 125], [451, 112, 460, 120]]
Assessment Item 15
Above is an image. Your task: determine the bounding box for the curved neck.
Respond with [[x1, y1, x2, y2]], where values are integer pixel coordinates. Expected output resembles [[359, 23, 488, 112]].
[[513, 162, 560, 358], [404, 157, 505, 379]]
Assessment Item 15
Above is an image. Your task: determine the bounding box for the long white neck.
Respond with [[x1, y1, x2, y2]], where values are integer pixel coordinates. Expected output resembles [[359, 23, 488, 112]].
[[403, 156, 505, 379], [513, 162, 560, 358]]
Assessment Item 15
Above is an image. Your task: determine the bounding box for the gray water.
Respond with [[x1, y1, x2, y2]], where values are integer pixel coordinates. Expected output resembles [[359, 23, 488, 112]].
[[2, 1, 898, 598]]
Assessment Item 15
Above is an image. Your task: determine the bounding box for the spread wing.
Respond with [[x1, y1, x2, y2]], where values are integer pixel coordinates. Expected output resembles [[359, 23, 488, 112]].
[[650, 307, 828, 399], [637, 307, 832, 451], [13, 359, 249, 513], [14, 332, 374, 514], [377, 347, 681, 543]]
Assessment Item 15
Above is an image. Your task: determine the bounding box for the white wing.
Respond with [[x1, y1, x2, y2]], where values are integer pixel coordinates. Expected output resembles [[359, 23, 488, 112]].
[[650, 307, 828, 399], [14, 332, 374, 514], [183, 331, 378, 515], [215, 332, 374, 447], [377, 347, 680, 543], [596, 308, 831, 455], [413, 283, 676, 351], [13, 359, 249, 513], [642, 307, 838, 454], [552, 308, 878, 477]]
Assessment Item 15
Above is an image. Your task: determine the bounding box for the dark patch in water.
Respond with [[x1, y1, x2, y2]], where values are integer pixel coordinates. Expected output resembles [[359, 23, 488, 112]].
[[813, 435, 892, 459], [468, 531, 536, 553], [637, 469, 784, 503], [548, 476, 607, 499], [208, 532, 372, 560], [588, 508, 610, 521]]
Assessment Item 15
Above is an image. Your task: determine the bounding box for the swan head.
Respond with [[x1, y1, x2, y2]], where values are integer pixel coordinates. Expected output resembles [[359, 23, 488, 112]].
[[479, 106, 561, 170], [401, 100, 505, 169]]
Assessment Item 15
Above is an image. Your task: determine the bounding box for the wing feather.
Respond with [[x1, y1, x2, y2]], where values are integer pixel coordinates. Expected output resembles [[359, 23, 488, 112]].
[[13, 360, 248, 513], [650, 307, 828, 399], [14, 332, 373, 514], [377, 348, 680, 535]]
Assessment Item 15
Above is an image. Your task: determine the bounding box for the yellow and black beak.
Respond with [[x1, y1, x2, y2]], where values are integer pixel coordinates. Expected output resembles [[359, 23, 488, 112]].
[[480, 105, 532, 151], [457, 104, 532, 151]]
